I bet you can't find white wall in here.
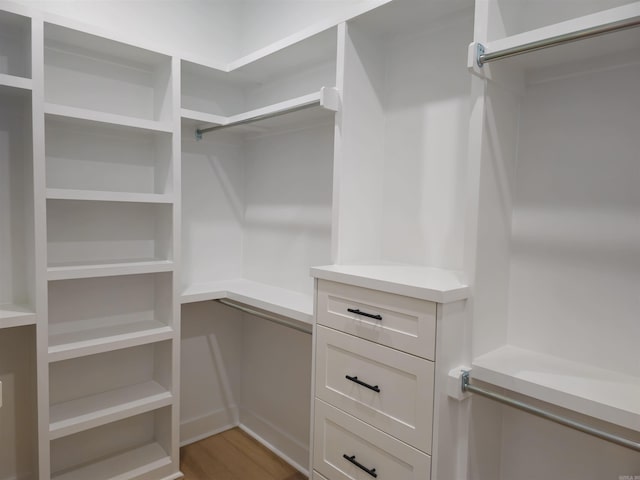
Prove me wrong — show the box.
[237,0,386,57]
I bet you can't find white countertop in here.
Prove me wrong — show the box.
[310,264,469,303]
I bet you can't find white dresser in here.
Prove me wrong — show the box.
[310,265,470,480]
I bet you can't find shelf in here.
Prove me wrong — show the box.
[48,319,174,362]
[181,108,226,127]
[188,88,339,136]
[44,103,173,134]
[50,381,172,440]
[0,73,32,91]
[46,189,173,204]
[310,264,470,304]
[0,304,36,329]
[51,442,172,480]
[47,259,174,281]
[181,279,313,325]
[227,25,338,80]
[471,2,640,73]
[472,345,640,431]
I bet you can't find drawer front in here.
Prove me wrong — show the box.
[316,326,434,453]
[317,280,436,360]
[313,472,330,480]
[313,400,431,480]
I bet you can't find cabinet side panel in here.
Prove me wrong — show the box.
[380,10,473,270]
[332,22,386,264]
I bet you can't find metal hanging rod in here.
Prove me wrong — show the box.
[461,371,640,452]
[215,298,312,335]
[196,100,321,139]
[477,16,640,66]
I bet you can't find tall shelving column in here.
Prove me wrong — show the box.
[0,5,38,480]
[32,18,182,480]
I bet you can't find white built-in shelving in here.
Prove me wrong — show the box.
[46,188,173,204]
[180,27,338,322]
[35,14,181,480]
[46,259,174,281]
[44,112,173,196]
[472,345,640,431]
[49,380,173,439]
[44,103,172,133]
[50,408,174,480]
[44,22,172,122]
[0,9,31,80]
[0,8,37,480]
[46,199,173,268]
[467,1,640,472]
[181,279,313,325]
[0,73,32,91]
[0,304,36,328]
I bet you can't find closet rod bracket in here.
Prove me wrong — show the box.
[475,43,486,67]
[460,370,640,453]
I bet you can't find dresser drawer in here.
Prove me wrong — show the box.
[317,280,437,360]
[315,326,434,453]
[313,472,330,480]
[313,400,431,480]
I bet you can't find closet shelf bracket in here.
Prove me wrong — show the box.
[460,370,640,452]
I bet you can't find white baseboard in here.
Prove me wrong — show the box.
[180,406,239,447]
[238,411,310,477]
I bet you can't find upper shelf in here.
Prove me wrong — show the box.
[184,88,339,138]
[181,279,313,325]
[472,345,640,432]
[470,2,640,74]
[44,103,172,134]
[311,264,469,304]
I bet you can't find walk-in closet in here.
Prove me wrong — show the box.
[0,0,638,479]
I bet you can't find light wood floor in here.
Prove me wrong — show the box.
[180,428,307,480]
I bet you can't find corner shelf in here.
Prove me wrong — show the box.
[181,279,313,325]
[184,88,339,137]
[47,259,174,281]
[50,380,172,440]
[51,442,172,480]
[44,103,173,134]
[472,345,640,431]
[46,188,173,204]
[48,319,174,362]
[0,304,36,329]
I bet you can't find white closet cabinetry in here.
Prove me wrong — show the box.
[178,27,338,471]
[38,20,181,480]
[311,267,469,480]
[180,27,337,318]
[467,0,640,477]
[0,8,37,480]
[0,8,34,327]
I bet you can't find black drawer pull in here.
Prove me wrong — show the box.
[347,308,382,320]
[345,375,380,393]
[343,454,378,478]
